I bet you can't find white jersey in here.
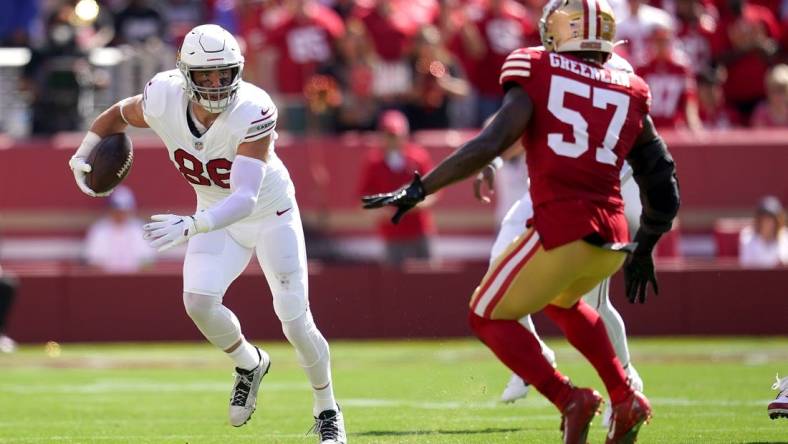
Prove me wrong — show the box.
[142,69,295,246]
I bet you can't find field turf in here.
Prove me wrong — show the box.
[0,338,786,443]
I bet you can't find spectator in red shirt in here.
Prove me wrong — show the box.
[264,0,345,130]
[675,0,719,73]
[751,63,788,126]
[637,26,702,130]
[715,0,781,119]
[358,110,436,264]
[352,0,420,62]
[451,0,538,125]
[350,1,417,111]
[696,68,743,127]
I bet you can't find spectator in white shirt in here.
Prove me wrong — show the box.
[616,0,676,68]
[84,186,154,273]
[739,195,788,267]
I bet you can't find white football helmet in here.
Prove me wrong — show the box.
[177,24,244,113]
[540,0,617,55]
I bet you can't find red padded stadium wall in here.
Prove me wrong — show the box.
[2,129,788,237]
[5,263,787,343]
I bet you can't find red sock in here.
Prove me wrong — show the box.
[544,301,632,404]
[468,311,573,410]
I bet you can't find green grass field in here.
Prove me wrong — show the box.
[0,338,786,443]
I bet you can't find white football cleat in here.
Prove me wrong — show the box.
[310,405,346,444]
[499,344,554,404]
[602,364,644,427]
[228,348,270,427]
[768,374,788,419]
[0,335,17,353]
[501,374,531,404]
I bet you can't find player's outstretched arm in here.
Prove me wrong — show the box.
[69,95,147,197]
[623,116,681,303]
[143,136,271,252]
[362,86,533,222]
[421,86,532,195]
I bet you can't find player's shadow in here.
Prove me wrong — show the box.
[743,442,788,444]
[356,427,525,437]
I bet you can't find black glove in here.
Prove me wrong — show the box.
[361,172,426,224]
[623,252,659,304]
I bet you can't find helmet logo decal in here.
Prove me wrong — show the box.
[198,35,226,53]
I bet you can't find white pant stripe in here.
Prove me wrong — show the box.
[473,232,540,317]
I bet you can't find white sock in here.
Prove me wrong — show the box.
[313,381,337,416]
[227,340,260,371]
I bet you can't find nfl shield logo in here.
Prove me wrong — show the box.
[194,141,204,151]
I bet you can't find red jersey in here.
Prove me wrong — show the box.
[353,4,418,61]
[637,55,697,128]
[699,104,742,128]
[265,4,345,95]
[457,1,538,96]
[676,15,717,72]
[359,144,435,240]
[499,47,651,249]
[715,4,781,104]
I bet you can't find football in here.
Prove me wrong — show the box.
[85,133,133,194]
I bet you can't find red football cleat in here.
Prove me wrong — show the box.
[605,391,652,444]
[560,387,603,444]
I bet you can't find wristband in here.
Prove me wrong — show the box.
[491,156,504,170]
[193,212,214,233]
[74,131,101,158]
[118,99,130,125]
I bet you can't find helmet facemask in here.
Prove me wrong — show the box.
[178,60,243,114]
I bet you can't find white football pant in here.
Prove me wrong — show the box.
[182,202,334,413]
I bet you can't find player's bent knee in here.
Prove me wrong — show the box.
[183,291,215,321]
[271,271,308,322]
[183,291,221,323]
[183,291,243,349]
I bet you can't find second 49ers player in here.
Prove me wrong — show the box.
[68,25,346,443]
[363,0,680,442]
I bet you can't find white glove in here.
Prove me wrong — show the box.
[143,214,205,252]
[68,156,112,197]
[69,132,111,197]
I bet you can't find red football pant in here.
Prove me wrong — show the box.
[468,312,573,410]
[544,300,632,404]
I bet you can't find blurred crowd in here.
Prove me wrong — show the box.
[4,0,788,136]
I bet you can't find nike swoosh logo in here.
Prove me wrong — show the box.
[276,208,292,216]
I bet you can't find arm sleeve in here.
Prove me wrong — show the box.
[626,134,681,254]
[195,155,267,232]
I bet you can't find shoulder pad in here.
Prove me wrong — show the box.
[499,47,543,87]
[142,70,183,119]
[606,53,634,74]
[235,84,278,143]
